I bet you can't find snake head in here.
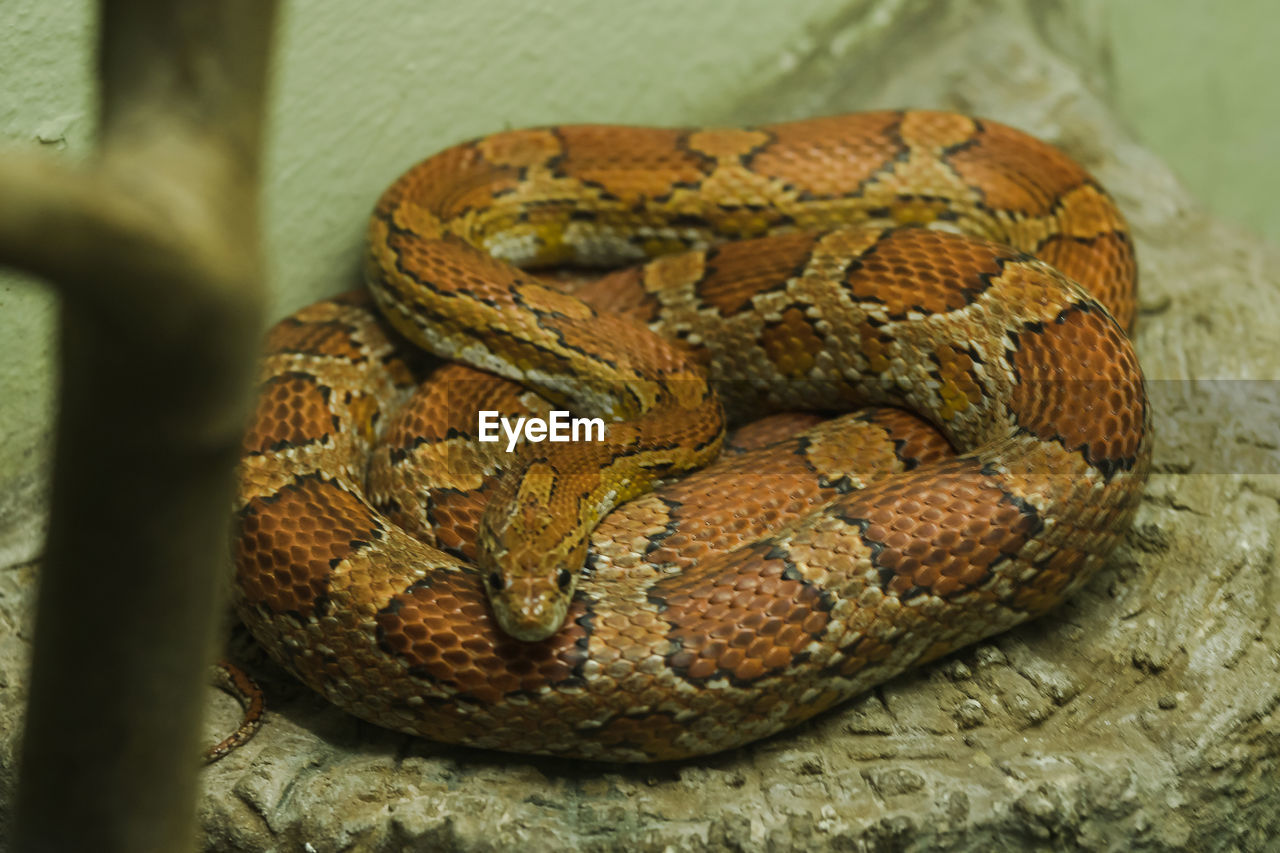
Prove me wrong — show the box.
[485,566,575,642]
[479,483,589,641]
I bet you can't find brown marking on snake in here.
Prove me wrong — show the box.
[555,126,705,202]
[476,128,562,170]
[833,460,1042,600]
[744,112,902,198]
[863,408,955,469]
[265,318,368,362]
[515,280,597,320]
[375,572,590,704]
[843,228,1017,318]
[1035,230,1138,329]
[721,413,827,451]
[236,475,381,616]
[384,231,527,311]
[572,268,659,323]
[380,369,459,448]
[427,487,488,559]
[377,144,522,234]
[242,372,333,454]
[658,543,835,684]
[1008,304,1147,474]
[383,364,538,447]
[946,120,1090,217]
[694,231,822,316]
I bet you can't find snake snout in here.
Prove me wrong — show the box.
[490,575,571,642]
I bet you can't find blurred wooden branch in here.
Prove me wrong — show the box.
[2,2,278,851]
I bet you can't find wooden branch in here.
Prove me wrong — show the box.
[5,2,278,851]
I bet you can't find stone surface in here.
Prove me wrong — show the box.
[2,1,1277,851]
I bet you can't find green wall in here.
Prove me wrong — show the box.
[1106,0,1279,246]
[1,0,1277,563]
[263,0,851,315]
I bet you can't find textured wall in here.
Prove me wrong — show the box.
[0,2,96,565]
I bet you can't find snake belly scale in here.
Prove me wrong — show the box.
[234,110,1150,761]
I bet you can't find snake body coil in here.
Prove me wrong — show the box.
[235,111,1150,761]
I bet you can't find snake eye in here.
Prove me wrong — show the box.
[487,572,505,591]
[556,568,573,591]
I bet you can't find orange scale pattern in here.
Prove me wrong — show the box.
[233,109,1150,761]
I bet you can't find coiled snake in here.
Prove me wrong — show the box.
[234,110,1150,761]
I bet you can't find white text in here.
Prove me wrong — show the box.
[477,410,606,452]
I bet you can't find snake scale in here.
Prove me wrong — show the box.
[234,110,1150,761]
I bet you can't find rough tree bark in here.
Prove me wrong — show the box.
[0,2,277,851]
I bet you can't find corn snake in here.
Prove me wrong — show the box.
[233,110,1150,761]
